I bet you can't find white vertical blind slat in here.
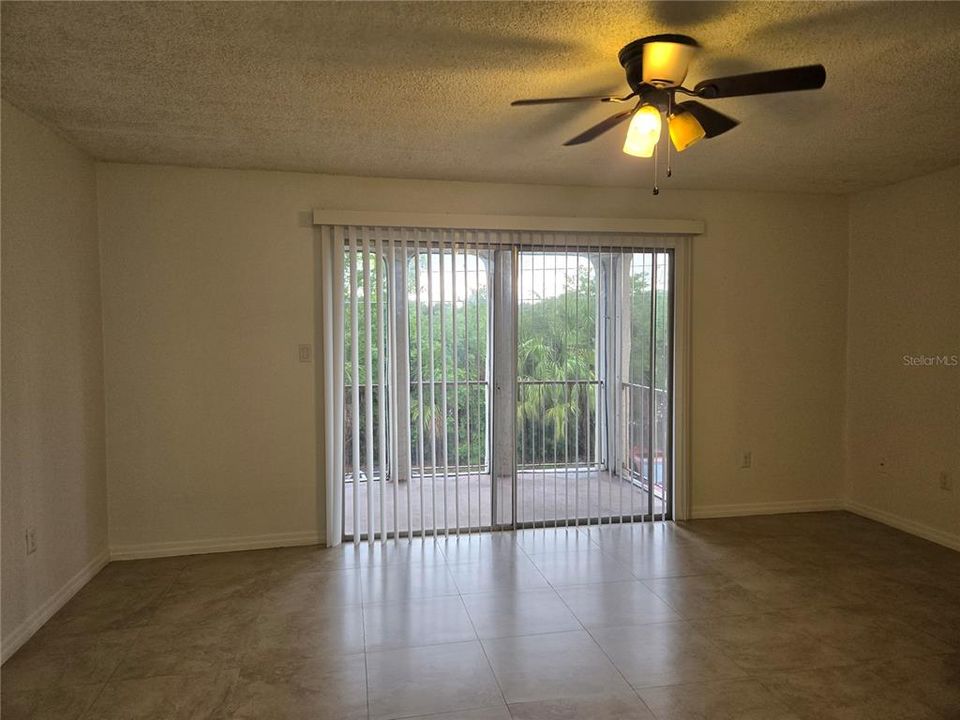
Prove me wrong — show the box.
[517,232,525,529]
[439,236,450,535]
[363,231,375,543]
[322,226,346,547]
[348,227,361,544]
[387,228,400,539]
[649,250,658,522]
[426,231,438,534]
[476,232,485,530]
[376,232,388,542]
[463,232,473,532]
[451,234,461,534]
[399,228,411,538]
[413,229,426,536]
[561,236,568,526]
[591,237,607,525]
[572,233,581,527]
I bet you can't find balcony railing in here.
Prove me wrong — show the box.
[517,379,602,470]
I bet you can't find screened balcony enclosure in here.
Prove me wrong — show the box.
[341,230,672,541]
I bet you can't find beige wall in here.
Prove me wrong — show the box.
[846,165,960,544]
[1,101,108,657]
[96,163,849,550]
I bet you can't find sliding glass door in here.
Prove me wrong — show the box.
[340,230,673,541]
[515,247,672,529]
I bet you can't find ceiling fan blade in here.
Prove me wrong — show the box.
[563,108,636,146]
[675,100,739,138]
[693,64,826,99]
[512,92,635,106]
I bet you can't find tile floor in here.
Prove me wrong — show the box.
[2,511,959,719]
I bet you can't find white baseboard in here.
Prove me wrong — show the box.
[690,498,844,519]
[844,500,960,552]
[109,530,323,560]
[1,548,110,663]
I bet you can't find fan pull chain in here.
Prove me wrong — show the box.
[665,98,673,178]
[652,141,660,196]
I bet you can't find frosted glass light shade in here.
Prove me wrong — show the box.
[622,105,662,158]
[642,41,697,88]
[668,110,706,151]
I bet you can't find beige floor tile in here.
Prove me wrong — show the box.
[38,592,162,638]
[867,653,960,719]
[360,563,460,604]
[261,567,363,612]
[758,664,941,720]
[111,614,253,680]
[148,578,266,627]
[366,641,503,720]
[175,550,277,588]
[247,603,365,657]
[362,595,477,651]
[731,567,867,609]
[528,549,634,586]
[0,683,102,720]
[780,604,955,660]
[644,574,765,619]
[81,669,238,720]
[448,556,550,594]
[759,537,857,570]
[508,693,656,719]
[689,612,857,673]
[885,596,960,650]
[38,570,169,637]
[557,581,680,628]
[284,543,367,572]
[514,529,599,556]
[437,533,524,564]
[482,630,633,704]
[591,622,748,689]
[221,652,367,720]
[351,538,450,567]
[95,556,190,584]
[4,514,958,720]
[2,628,140,693]
[405,707,511,720]
[638,678,802,720]
[462,589,581,639]
[625,548,717,579]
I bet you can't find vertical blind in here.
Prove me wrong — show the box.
[319,225,675,545]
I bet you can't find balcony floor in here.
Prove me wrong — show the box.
[344,469,666,539]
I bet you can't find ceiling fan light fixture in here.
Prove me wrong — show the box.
[668,109,706,151]
[640,35,698,88]
[622,105,662,158]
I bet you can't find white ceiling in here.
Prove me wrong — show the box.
[2,1,958,193]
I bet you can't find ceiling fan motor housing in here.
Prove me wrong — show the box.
[619,34,699,93]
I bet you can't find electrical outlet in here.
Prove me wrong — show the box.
[878,457,888,475]
[940,471,953,492]
[25,528,37,556]
[298,344,312,363]
[740,450,752,469]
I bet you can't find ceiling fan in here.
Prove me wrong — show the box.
[511,34,826,192]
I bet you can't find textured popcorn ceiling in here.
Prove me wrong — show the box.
[2,1,958,193]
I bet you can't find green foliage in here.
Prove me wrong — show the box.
[342,250,670,477]
[517,262,597,464]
